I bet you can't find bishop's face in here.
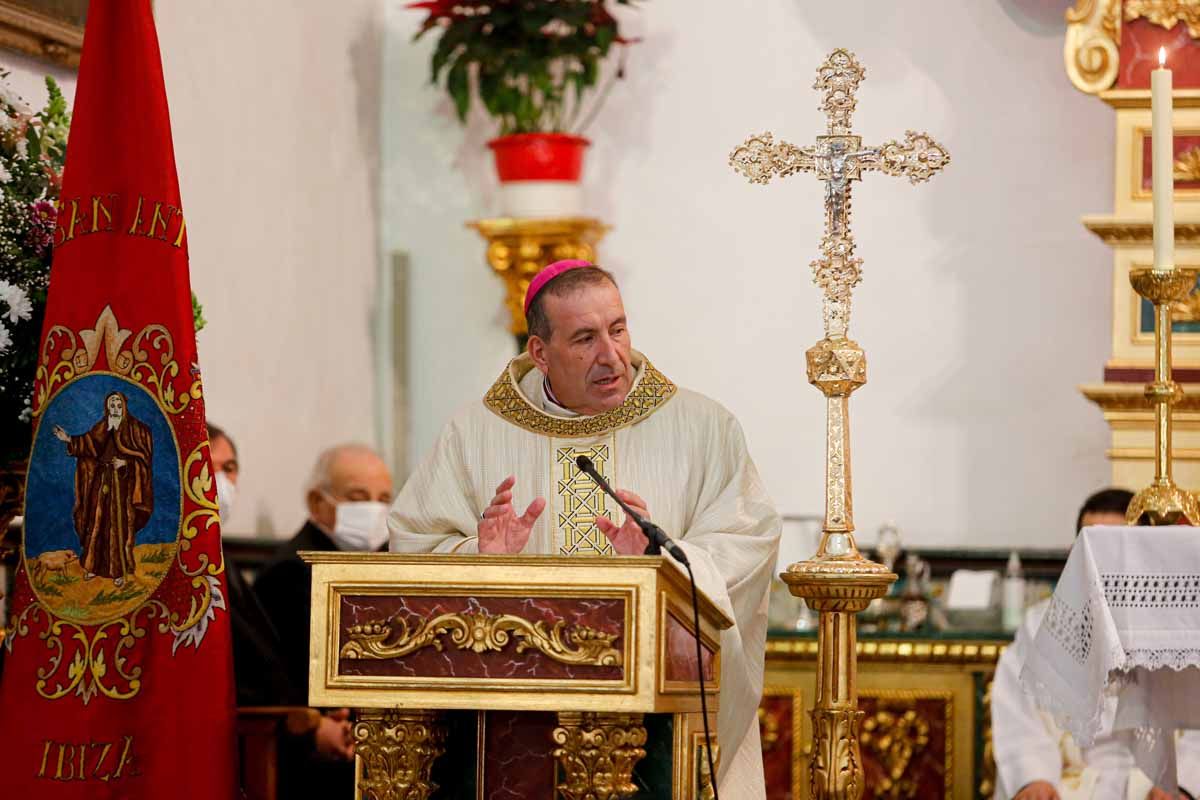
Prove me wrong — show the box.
[530,282,633,416]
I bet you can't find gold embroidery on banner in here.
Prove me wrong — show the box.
[556,444,614,556]
[483,357,677,438]
[10,306,225,704]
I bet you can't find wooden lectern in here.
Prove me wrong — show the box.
[302,552,733,800]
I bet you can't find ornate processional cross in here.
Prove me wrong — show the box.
[728,48,949,537]
[730,49,949,339]
[729,50,949,800]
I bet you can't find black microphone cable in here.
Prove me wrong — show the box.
[574,455,718,799]
[686,559,721,800]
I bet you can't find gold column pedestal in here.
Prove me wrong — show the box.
[552,711,648,800]
[782,334,897,800]
[467,217,610,340]
[1126,267,1200,524]
[352,709,447,800]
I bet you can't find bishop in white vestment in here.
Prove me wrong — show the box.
[389,261,781,798]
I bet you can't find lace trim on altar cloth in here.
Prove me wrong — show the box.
[1021,579,1200,747]
[1101,574,1200,608]
[1021,589,1125,746]
[1043,592,1095,665]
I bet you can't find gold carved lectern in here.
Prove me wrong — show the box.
[302,552,731,800]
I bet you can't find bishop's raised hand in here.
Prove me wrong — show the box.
[478,475,546,554]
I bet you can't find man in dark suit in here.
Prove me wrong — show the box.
[254,443,393,702]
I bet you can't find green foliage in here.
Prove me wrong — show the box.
[0,72,70,464]
[411,0,643,135]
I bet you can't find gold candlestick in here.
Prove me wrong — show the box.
[1126,268,1200,524]
[730,49,949,799]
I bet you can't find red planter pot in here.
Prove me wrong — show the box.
[488,133,590,182]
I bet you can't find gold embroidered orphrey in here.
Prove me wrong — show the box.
[483,354,677,438]
[556,443,615,556]
[7,305,225,704]
[730,49,948,799]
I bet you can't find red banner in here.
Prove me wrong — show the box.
[0,2,237,797]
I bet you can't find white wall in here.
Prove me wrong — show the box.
[383,0,1115,549]
[4,5,385,539]
[154,2,384,537]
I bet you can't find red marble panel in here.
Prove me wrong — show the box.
[760,695,797,800]
[858,696,949,800]
[1105,366,1200,383]
[481,711,557,800]
[1140,132,1200,192]
[337,594,625,680]
[663,612,716,683]
[1119,19,1200,89]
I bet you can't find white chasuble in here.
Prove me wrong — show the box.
[389,351,782,798]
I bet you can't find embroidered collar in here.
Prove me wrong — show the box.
[483,351,677,438]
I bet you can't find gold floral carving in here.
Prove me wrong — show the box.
[810,708,864,800]
[339,611,622,667]
[759,706,781,751]
[1125,0,1200,37]
[484,353,676,438]
[1064,0,1122,94]
[859,706,930,800]
[353,709,447,800]
[1175,146,1200,181]
[468,217,609,337]
[552,711,647,800]
[697,742,720,800]
[979,680,997,800]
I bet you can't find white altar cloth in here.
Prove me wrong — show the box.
[1020,526,1200,790]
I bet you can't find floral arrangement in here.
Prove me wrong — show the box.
[409,0,643,135]
[0,72,68,463]
[0,73,207,464]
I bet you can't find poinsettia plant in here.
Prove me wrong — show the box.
[409,0,643,135]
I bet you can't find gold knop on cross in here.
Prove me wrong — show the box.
[728,49,950,340]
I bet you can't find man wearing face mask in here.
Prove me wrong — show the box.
[254,443,393,701]
[209,422,240,525]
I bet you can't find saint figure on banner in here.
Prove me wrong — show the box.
[52,390,154,585]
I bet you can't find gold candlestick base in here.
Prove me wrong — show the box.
[1127,477,1200,526]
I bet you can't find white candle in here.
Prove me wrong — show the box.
[1152,47,1175,272]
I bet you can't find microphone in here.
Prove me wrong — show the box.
[574,455,689,566]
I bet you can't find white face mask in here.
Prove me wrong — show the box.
[215,471,237,530]
[330,501,389,552]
